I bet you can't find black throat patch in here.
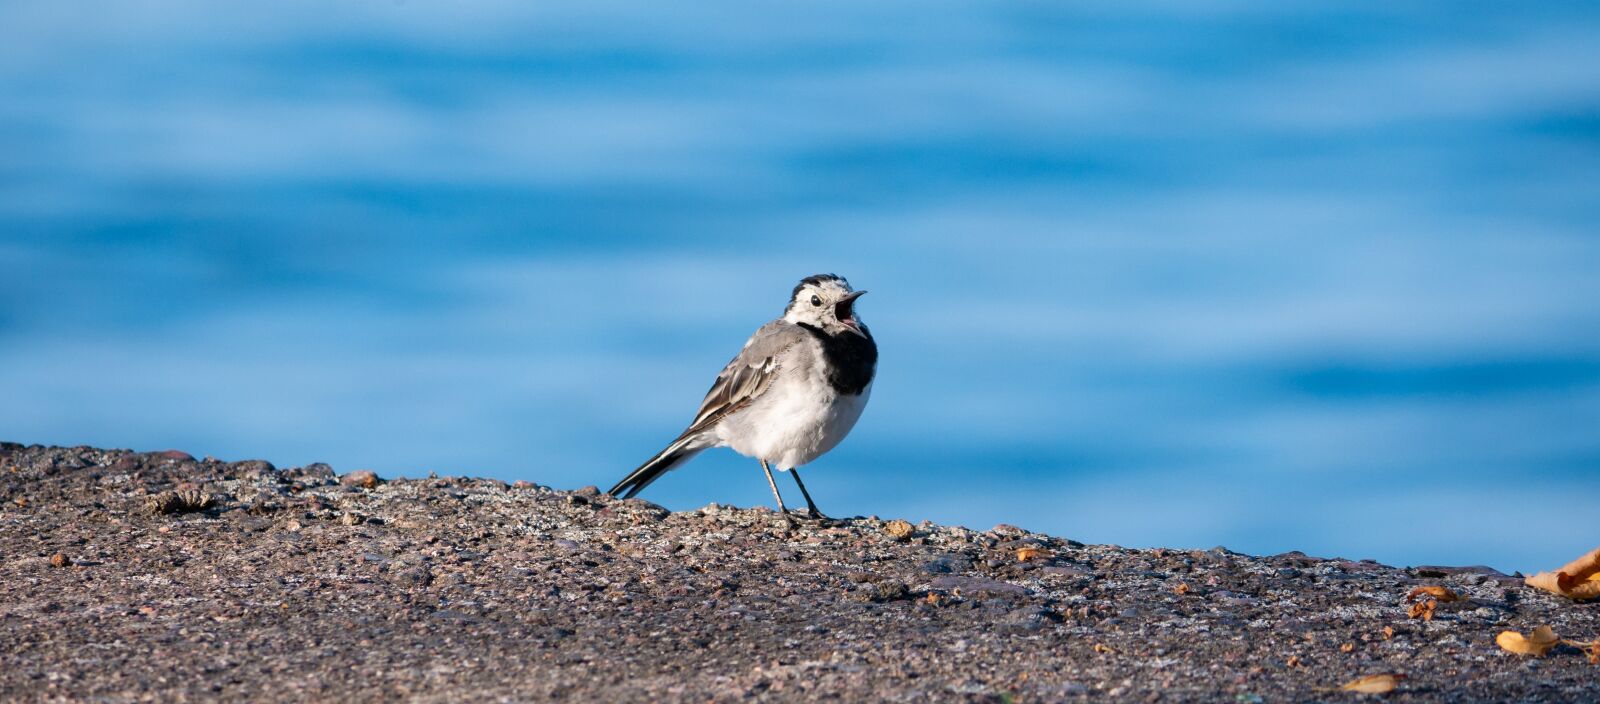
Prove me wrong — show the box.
[797,323,878,396]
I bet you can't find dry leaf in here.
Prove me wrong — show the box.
[1286,655,1302,668]
[1525,546,1600,601]
[1407,585,1460,603]
[1407,600,1437,621]
[1334,674,1405,694]
[1016,546,1051,562]
[146,490,213,515]
[1173,582,1191,596]
[1340,642,1355,653]
[1561,640,1600,665]
[1093,643,1116,655]
[1381,626,1395,640]
[1496,626,1559,656]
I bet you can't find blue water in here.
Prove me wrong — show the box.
[3,1,1597,573]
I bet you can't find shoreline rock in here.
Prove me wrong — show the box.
[1,442,1595,702]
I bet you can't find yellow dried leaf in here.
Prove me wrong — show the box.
[1560,640,1600,665]
[1524,546,1600,601]
[1496,626,1559,656]
[1286,655,1302,668]
[1381,626,1395,640]
[1407,585,1460,603]
[1339,642,1355,653]
[1173,582,1191,595]
[1407,600,1437,621]
[1016,546,1050,562]
[1337,674,1404,694]
[1093,643,1116,655]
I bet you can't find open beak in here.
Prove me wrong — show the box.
[834,290,867,337]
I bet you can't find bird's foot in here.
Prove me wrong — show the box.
[794,509,838,526]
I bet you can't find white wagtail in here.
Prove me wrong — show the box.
[608,274,876,523]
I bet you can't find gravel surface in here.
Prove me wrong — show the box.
[2,442,1596,702]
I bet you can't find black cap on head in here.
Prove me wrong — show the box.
[791,273,846,301]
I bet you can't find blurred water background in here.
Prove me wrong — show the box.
[3,1,1597,573]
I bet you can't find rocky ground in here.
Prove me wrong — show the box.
[1,442,1596,702]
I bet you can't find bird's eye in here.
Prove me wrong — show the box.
[810,294,823,307]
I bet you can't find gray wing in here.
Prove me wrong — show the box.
[684,320,806,434]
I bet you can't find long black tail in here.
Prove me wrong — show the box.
[607,434,705,499]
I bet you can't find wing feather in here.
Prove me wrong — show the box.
[684,321,802,434]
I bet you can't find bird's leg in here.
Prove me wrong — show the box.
[759,460,795,527]
[787,467,831,521]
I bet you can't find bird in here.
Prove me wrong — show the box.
[608,274,877,524]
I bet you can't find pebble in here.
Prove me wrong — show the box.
[930,575,1029,598]
[339,470,381,489]
[884,519,914,540]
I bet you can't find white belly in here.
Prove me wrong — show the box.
[715,380,872,470]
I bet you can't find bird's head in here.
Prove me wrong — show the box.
[784,274,868,338]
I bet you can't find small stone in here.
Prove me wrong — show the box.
[884,519,914,540]
[390,565,433,588]
[50,553,71,568]
[619,498,670,522]
[339,512,365,526]
[339,470,381,489]
[232,459,277,475]
[300,463,337,481]
[930,575,1029,598]
[853,580,910,603]
[1000,604,1049,632]
[921,554,973,574]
